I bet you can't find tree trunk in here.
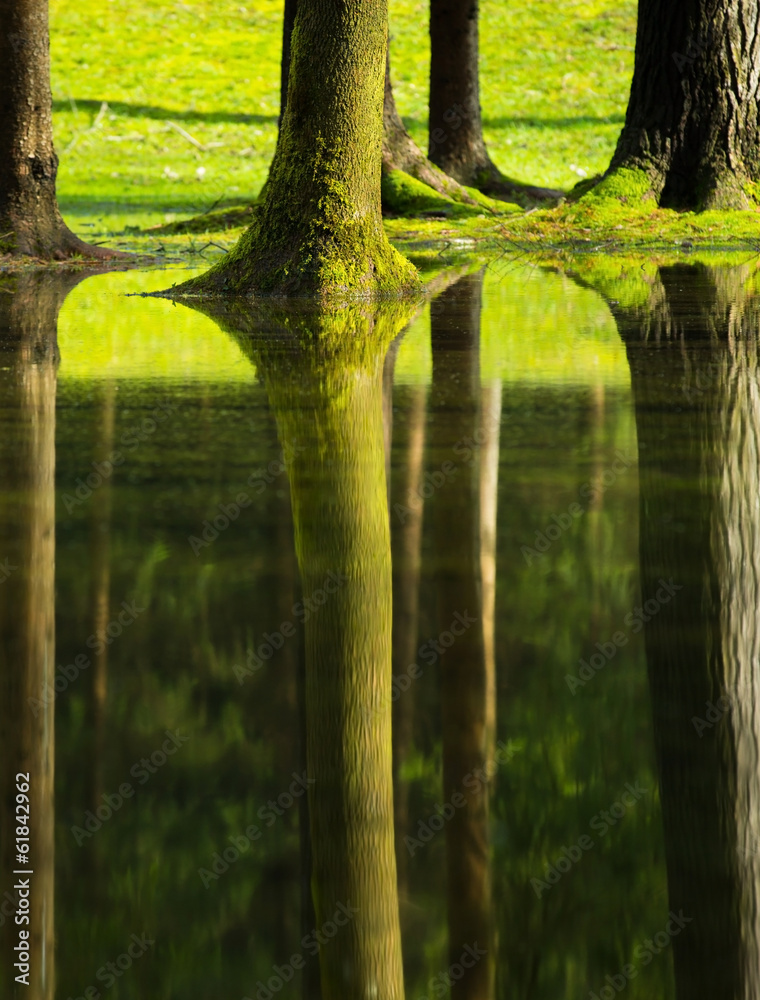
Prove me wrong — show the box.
[279,0,298,128]
[168,0,417,298]
[0,0,127,258]
[0,273,74,1000]
[602,0,760,209]
[430,272,495,999]
[589,261,760,999]
[188,300,416,999]
[427,0,562,201]
[382,50,480,206]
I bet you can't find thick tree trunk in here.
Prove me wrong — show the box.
[0,273,73,1000]
[0,0,127,258]
[189,300,416,999]
[588,262,760,999]
[603,0,760,209]
[169,0,417,298]
[430,272,495,999]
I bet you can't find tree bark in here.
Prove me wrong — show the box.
[382,50,480,206]
[430,271,495,999]
[585,261,760,999]
[427,0,562,201]
[168,0,417,298]
[0,272,76,1000]
[603,0,760,209]
[0,0,128,258]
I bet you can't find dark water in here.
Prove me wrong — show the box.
[0,258,757,1000]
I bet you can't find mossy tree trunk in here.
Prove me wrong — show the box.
[190,300,416,998]
[430,272,495,999]
[602,0,760,209]
[170,0,417,298]
[0,273,74,1000]
[0,0,127,258]
[596,262,760,998]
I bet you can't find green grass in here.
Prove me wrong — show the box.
[48,0,760,256]
[48,0,637,246]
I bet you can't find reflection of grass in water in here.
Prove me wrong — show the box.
[49,0,636,236]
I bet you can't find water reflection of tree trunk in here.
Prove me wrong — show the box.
[479,379,500,766]
[193,301,413,1000]
[605,262,760,1000]
[389,383,427,896]
[430,271,495,999]
[87,381,115,817]
[0,273,75,1000]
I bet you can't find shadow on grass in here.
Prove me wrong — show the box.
[53,99,277,127]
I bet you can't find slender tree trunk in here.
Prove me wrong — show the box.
[427,0,562,201]
[589,261,760,999]
[382,49,481,206]
[0,0,127,258]
[602,0,760,209]
[0,273,72,1000]
[430,272,495,999]
[169,0,417,298]
[191,301,416,999]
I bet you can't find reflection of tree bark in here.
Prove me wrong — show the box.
[0,273,76,1000]
[479,380,500,766]
[601,262,760,1000]
[86,381,114,817]
[189,300,414,1000]
[430,272,494,999]
[389,383,427,895]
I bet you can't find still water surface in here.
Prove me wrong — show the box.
[1,258,756,999]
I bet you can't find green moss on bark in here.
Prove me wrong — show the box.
[163,0,418,300]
